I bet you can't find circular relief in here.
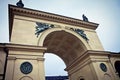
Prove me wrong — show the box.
[100,63,107,72]
[20,62,33,74]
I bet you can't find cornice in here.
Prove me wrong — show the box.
[9,4,99,40]
[109,53,120,57]
[0,43,47,52]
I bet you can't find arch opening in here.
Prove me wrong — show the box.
[44,53,68,76]
[115,61,120,77]
[43,31,87,66]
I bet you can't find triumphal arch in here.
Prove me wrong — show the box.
[0,2,120,80]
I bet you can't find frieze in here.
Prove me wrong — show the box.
[9,5,99,39]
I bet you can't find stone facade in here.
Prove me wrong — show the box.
[0,4,120,80]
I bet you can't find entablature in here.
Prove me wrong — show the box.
[9,4,99,40]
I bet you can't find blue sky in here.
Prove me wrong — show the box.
[0,0,120,76]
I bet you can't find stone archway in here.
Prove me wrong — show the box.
[115,61,120,77]
[3,5,119,80]
[37,29,90,79]
[38,29,89,66]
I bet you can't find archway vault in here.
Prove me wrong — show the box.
[38,28,90,66]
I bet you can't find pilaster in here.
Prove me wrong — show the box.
[4,43,46,80]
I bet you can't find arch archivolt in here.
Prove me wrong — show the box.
[114,60,120,72]
[37,27,90,49]
[78,76,85,80]
[37,27,91,66]
[110,57,120,72]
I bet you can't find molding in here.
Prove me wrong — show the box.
[9,4,99,40]
[8,55,44,60]
[0,44,5,48]
[65,50,111,71]
[7,56,16,60]
[66,57,92,75]
[109,53,120,57]
[90,58,109,62]
[0,43,47,52]
[5,43,47,52]
[37,57,45,61]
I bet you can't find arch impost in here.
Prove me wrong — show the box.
[65,50,110,72]
[65,51,89,71]
[7,56,16,60]
[37,57,45,61]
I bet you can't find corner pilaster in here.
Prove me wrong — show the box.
[4,43,46,80]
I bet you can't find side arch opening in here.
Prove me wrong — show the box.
[115,61,120,77]
[44,53,68,76]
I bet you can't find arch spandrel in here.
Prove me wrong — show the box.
[37,28,91,66]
